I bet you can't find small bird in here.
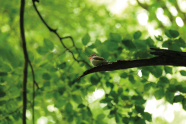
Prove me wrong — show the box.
[88,54,113,66]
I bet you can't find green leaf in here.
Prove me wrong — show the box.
[78,104,86,108]
[180,87,186,93]
[122,39,136,50]
[165,30,172,38]
[43,81,50,87]
[65,102,73,113]
[90,76,99,85]
[150,82,157,88]
[109,33,121,42]
[87,106,92,116]
[135,105,144,113]
[120,72,128,78]
[122,117,129,123]
[96,45,108,57]
[28,51,34,61]
[176,37,186,47]
[132,95,146,104]
[141,69,149,77]
[162,39,172,47]
[165,30,179,38]
[58,87,66,95]
[167,84,177,92]
[157,76,170,86]
[135,117,146,124]
[154,88,164,100]
[133,31,142,39]
[106,102,113,109]
[54,98,66,108]
[169,30,179,38]
[134,40,147,49]
[72,95,82,104]
[106,82,114,89]
[151,66,162,78]
[44,38,54,50]
[2,64,12,72]
[82,33,90,45]
[36,46,48,55]
[110,109,116,115]
[155,35,163,41]
[104,40,118,51]
[175,85,184,92]
[131,95,143,100]
[118,88,123,94]
[168,42,182,51]
[97,114,105,120]
[67,115,73,123]
[128,75,135,83]
[182,98,186,111]
[8,86,20,98]
[0,91,6,97]
[115,113,120,123]
[145,37,154,47]
[95,39,102,45]
[143,112,152,122]
[164,66,172,74]
[42,73,51,80]
[109,90,117,98]
[88,44,95,48]
[180,70,186,76]
[121,95,129,100]
[0,72,8,76]
[173,95,184,103]
[165,91,174,104]
[144,83,151,91]
[57,62,67,69]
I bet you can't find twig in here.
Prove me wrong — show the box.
[32,0,91,68]
[136,0,165,29]
[20,0,28,123]
[28,61,38,124]
[0,106,22,120]
[28,61,39,90]
[61,36,81,54]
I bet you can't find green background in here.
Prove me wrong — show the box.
[1,0,186,124]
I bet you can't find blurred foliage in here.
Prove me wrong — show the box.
[1,0,186,124]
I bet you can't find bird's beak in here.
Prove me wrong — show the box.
[88,57,91,59]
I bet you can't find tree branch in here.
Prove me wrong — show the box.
[78,48,186,79]
[32,0,91,67]
[20,0,28,123]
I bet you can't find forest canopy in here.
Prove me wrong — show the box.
[1,0,186,124]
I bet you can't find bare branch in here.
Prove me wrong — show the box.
[78,48,186,79]
[20,0,28,123]
[32,0,91,68]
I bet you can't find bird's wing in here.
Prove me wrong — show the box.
[93,56,106,61]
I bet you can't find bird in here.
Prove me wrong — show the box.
[88,54,113,66]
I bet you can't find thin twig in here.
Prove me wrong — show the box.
[32,0,91,68]
[0,106,22,120]
[20,0,28,123]
[61,36,81,55]
[32,81,35,124]
[28,61,39,90]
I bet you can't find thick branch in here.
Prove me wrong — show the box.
[78,48,186,79]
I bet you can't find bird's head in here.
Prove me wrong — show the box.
[88,54,97,59]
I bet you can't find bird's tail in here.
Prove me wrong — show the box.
[107,61,114,63]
